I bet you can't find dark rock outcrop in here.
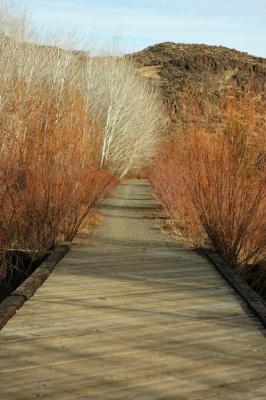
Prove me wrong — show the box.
[128,42,266,121]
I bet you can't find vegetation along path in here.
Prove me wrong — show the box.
[0,179,266,399]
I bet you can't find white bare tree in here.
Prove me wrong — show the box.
[84,56,165,177]
[0,2,166,178]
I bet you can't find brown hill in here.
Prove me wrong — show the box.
[128,43,266,129]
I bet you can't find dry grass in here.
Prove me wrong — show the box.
[72,209,104,246]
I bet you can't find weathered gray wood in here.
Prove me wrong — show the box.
[0,179,265,399]
[0,244,69,330]
[203,247,266,328]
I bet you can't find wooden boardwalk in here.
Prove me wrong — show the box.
[0,179,265,399]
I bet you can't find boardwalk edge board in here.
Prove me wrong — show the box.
[0,243,70,330]
[203,247,266,328]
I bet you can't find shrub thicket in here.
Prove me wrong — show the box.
[150,92,266,278]
[0,4,164,282]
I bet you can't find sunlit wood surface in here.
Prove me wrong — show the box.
[0,180,265,399]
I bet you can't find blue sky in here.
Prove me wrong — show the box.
[14,0,266,56]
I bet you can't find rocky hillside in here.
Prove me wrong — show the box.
[128,43,266,127]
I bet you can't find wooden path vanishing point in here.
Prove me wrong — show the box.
[0,179,266,399]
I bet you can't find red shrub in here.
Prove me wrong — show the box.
[150,132,266,270]
[0,78,113,278]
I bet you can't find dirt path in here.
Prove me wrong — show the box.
[0,179,265,399]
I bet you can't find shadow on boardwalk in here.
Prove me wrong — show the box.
[0,179,265,399]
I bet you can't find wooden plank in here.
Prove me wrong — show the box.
[0,179,265,399]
